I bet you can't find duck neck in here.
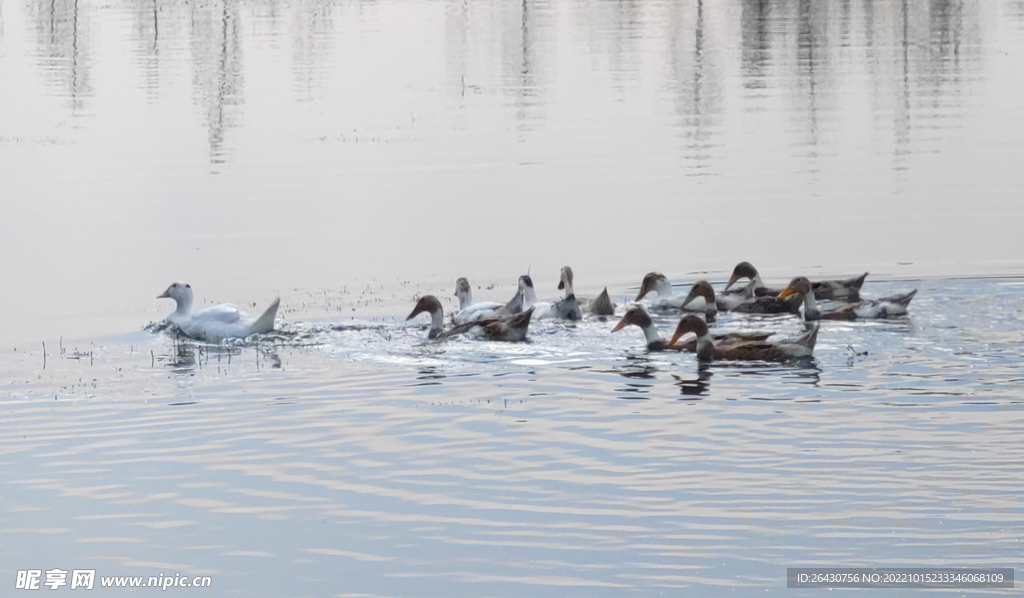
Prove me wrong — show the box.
[640,322,664,347]
[802,290,821,321]
[171,291,193,320]
[752,273,766,290]
[562,280,575,300]
[427,308,445,337]
[523,285,537,307]
[703,293,718,318]
[695,332,715,362]
[456,289,472,310]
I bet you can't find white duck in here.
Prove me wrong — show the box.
[634,272,690,310]
[528,267,582,320]
[452,277,504,324]
[157,282,280,342]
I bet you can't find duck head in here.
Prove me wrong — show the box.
[778,276,812,300]
[519,274,537,305]
[779,276,819,320]
[612,304,653,331]
[612,305,662,345]
[635,272,671,301]
[407,295,445,337]
[670,314,710,346]
[681,280,717,314]
[725,261,760,291]
[158,282,194,316]
[454,277,473,309]
[557,266,575,297]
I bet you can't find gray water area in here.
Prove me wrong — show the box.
[2,277,1024,596]
[3,0,1024,594]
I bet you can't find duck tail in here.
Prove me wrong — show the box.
[509,306,535,329]
[250,297,281,334]
[895,289,918,307]
[795,322,820,351]
[590,287,615,316]
[847,272,869,290]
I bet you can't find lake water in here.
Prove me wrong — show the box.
[2,0,1023,595]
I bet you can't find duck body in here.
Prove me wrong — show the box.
[158,282,280,343]
[729,292,802,315]
[779,277,917,321]
[452,277,504,324]
[671,314,818,363]
[409,295,533,342]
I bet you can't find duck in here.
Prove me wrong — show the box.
[634,272,690,309]
[502,274,537,315]
[777,277,918,320]
[407,295,534,342]
[550,266,583,320]
[678,280,723,318]
[611,305,769,352]
[589,287,616,316]
[670,314,819,363]
[157,281,280,343]
[725,261,869,301]
[452,277,504,324]
[515,268,582,320]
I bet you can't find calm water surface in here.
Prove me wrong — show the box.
[2,0,1024,595]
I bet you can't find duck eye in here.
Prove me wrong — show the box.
[185,284,191,289]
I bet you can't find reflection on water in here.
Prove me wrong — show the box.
[189,0,244,164]
[10,0,1004,165]
[31,0,92,112]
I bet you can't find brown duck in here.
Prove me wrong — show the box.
[670,314,819,363]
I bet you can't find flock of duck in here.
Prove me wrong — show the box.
[155,261,918,364]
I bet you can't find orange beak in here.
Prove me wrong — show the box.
[778,286,796,299]
[669,330,685,345]
[611,317,629,333]
[724,273,739,291]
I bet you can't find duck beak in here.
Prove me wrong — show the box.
[778,286,796,299]
[157,290,170,299]
[724,274,739,291]
[669,329,684,345]
[634,281,650,302]
[611,317,629,332]
[406,307,421,321]
[558,280,565,290]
